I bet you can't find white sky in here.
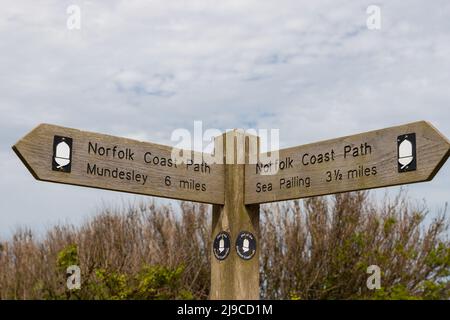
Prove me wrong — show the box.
[1,0,449,237]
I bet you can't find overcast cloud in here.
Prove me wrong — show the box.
[1,0,449,236]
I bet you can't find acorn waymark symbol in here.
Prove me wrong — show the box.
[398,133,417,173]
[213,232,231,261]
[52,136,73,173]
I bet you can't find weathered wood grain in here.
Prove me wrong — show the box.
[245,121,450,204]
[210,131,260,300]
[13,124,224,204]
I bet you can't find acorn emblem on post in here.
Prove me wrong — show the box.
[213,232,231,261]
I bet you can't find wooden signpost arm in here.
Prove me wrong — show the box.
[210,131,260,300]
[245,121,450,204]
[12,124,225,204]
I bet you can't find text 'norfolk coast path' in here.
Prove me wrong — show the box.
[245,121,450,204]
[12,124,224,204]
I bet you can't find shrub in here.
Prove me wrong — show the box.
[0,192,448,300]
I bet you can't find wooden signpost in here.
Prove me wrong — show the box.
[12,124,224,204]
[12,121,450,301]
[245,121,450,204]
[210,131,260,300]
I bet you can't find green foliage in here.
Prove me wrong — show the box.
[426,243,450,274]
[56,244,79,271]
[383,217,397,234]
[85,265,193,300]
[93,268,130,299]
[290,292,302,300]
[134,265,186,299]
[421,280,449,300]
[371,279,450,301]
[373,285,420,300]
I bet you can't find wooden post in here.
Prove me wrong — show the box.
[210,130,260,300]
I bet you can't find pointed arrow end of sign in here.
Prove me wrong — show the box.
[423,121,450,181]
[12,143,41,181]
[11,124,50,181]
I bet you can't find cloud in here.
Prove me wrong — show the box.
[1,0,450,236]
